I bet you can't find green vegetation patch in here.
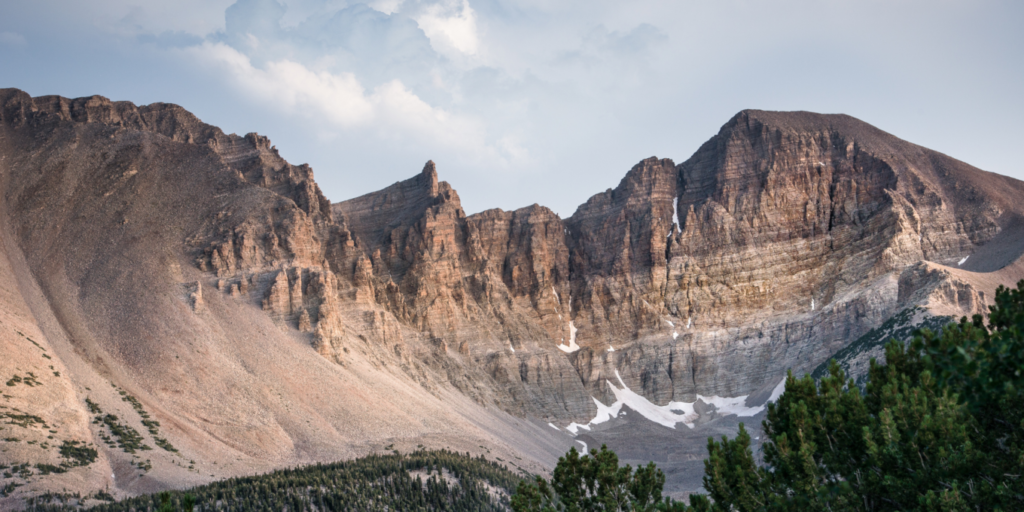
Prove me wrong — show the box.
[58,440,97,467]
[4,412,48,429]
[93,414,150,454]
[84,398,101,414]
[26,449,522,512]
[33,464,66,476]
[141,419,160,436]
[6,372,42,387]
[810,306,953,383]
[153,437,177,453]
[119,391,148,418]
[119,390,177,452]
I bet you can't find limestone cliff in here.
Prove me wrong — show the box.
[1,88,1023,502]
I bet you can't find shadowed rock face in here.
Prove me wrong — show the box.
[1,88,1022,500]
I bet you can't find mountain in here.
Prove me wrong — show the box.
[1,89,1022,504]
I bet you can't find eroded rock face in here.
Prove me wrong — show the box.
[2,87,1022,498]
[183,106,1023,423]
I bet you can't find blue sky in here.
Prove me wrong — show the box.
[2,0,1022,216]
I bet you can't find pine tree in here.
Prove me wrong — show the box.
[690,280,1024,511]
[511,445,671,512]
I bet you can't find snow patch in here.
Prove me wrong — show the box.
[666,320,674,327]
[576,440,588,453]
[552,286,560,304]
[565,422,590,434]
[562,373,788,431]
[811,298,815,311]
[669,197,680,237]
[672,331,678,340]
[557,321,580,353]
[607,346,615,352]
[958,255,969,266]
[686,318,691,329]
[509,344,515,353]
[548,422,560,431]
[766,378,787,403]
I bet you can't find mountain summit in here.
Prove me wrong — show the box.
[1,89,1022,502]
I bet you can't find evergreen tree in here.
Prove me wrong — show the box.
[516,280,1024,512]
[511,445,670,511]
[689,280,1024,511]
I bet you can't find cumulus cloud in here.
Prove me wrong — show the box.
[410,0,480,56]
[7,0,1018,215]
[186,42,495,161]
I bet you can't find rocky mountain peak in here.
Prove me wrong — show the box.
[1,89,1023,502]
[420,159,440,197]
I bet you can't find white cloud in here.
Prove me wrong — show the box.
[0,31,27,46]
[368,0,405,16]
[412,0,479,56]
[186,42,495,160]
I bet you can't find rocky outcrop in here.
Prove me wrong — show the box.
[319,110,1024,418]
[2,87,1023,500]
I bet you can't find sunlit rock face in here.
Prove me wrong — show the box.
[1,88,1023,500]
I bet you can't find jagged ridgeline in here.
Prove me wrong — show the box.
[2,86,1024,503]
[25,450,523,511]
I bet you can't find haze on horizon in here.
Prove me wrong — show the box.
[1,0,1021,216]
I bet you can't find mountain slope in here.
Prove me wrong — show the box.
[0,89,1022,501]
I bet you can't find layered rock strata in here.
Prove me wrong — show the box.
[1,88,1023,500]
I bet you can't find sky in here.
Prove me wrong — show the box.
[1,0,1022,216]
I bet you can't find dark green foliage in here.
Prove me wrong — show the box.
[94,414,150,453]
[84,398,102,414]
[120,389,178,452]
[59,440,97,467]
[121,391,148,418]
[810,307,953,384]
[142,419,161,434]
[5,411,48,428]
[34,464,66,476]
[154,436,178,453]
[4,373,39,386]
[25,449,522,511]
[94,489,115,502]
[2,481,22,496]
[690,279,1024,511]
[511,445,674,512]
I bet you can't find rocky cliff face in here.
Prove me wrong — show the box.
[1,88,1022,501]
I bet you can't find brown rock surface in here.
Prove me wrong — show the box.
[1,89,1023,501]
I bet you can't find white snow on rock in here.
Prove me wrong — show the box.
[607,346,615,352]
[548,422,560,430]
[566,421,590,433]
[552,286,561,304]
[509,344,515,353]
[811,298,815,311]
[672,331,678,340]
[666,320,674,327]
[669,197,680,237]
[564,372,787,432]
[766,378,787,403]
[557,321,580,353]
[686,318,691,329]
[958,255,969,266]
[576,440,589,452]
